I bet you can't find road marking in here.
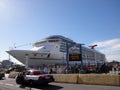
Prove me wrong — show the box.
[0,83,19,88]
[5,84,14,86]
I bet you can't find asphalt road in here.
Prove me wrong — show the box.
[0,77,120,90]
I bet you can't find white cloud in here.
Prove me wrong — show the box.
[91,38,120,62]
[93,39,120,48]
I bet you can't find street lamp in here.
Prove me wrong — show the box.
[25,54,29,69]
[66,42,69,73]
[79,44,85,71]
[85,54,88,67]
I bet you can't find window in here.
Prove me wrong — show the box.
[33,71,42,75]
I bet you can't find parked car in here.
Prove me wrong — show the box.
[16,69,54,85]
[86,64,97,73]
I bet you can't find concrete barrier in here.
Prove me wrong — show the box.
[8,72,120,86]
[52,74,120,86]
[8,71,19,78]
[53,74,78,84]
[78,74,120,86]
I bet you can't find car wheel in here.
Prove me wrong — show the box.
[16,75,25,84]
[29,80,34,86]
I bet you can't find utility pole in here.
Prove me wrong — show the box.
[25,54,29,69]
[8,47,11,61]
[79,44,85,71]
[66,42,69,73]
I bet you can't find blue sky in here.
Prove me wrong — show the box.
[0,0,120,63]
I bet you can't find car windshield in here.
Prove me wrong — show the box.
[33,71,42,75]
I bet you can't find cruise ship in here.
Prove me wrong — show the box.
[7,35,106,67]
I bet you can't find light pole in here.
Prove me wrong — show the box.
[25,54,29,69]
[8,47,11,61]
[66,42,69,73]
[94,50,97,67]
[79,44,85,71]
[63,52,66,64]
[85,54,88,67]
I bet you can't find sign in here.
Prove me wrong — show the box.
[69,54,82,61]
[69,45,80,54]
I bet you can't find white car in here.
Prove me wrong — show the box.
[16,69,54,85]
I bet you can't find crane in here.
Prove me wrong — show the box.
[88,44,98,49]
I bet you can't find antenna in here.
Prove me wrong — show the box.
[14,43,32,49]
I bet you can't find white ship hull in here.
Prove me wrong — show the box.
[7,50,66,67]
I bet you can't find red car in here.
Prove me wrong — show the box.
[16,69,54,85]
[86,65,97,73]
